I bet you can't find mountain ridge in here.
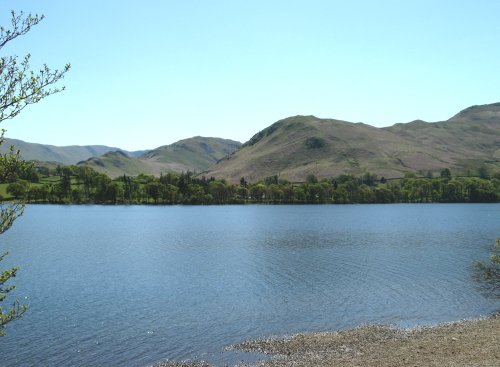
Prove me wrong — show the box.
[0,138,146,164]
[77,137,242,178]
[4,103,499,180]
[206,103,500,182]
[1,136,242,178]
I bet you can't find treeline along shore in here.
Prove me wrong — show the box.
[2,163,499,205]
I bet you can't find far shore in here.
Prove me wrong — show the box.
[154,313,499,367]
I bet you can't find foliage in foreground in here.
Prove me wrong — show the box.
[474,239,499,299]
[475,239,500,280]
[0,9,69,336]
[0,203,26,336]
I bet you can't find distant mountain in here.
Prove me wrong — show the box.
[140,136,241,170]
[385,103,500,161]
[6,103,499,181]
[0,136,242,178]
[206,103,500,182]
[78,137,242,178]
[0,138,143,165]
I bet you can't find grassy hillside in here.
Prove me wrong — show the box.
[140,136,241,168]
[0,138,142,165]
[78,150,202,178]
[385,103,500,163]
[78,137,241,178]
[207,103,500,182]
[77,151,154,178]
[2,136,241,178]
[6,104,498,181]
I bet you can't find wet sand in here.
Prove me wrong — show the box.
[155,314,499,367]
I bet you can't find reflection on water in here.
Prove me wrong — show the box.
[1,204,499,367]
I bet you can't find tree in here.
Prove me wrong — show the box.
[250,183,266,202]
[208,180,232,204]
[306,174,318,184]
[440,168,451,180]
[144,181,162,203]
[0,10,70,336]
[6,180,29,199]
[478,165,489,179]
[361,172,377,186]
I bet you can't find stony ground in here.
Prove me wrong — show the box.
[154,314,499,367]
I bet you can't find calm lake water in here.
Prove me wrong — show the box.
[1,204,499,366]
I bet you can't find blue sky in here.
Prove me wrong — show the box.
[1,0,499,150]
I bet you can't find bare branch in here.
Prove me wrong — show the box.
[0,11,71,123]
[0,11,44,50]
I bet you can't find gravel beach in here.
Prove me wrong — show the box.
[155,314,499,367]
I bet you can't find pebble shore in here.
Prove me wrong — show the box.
[155,314,499,367]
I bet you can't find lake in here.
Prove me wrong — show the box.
[1,204,499,366]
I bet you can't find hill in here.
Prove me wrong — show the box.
[206,103,500,182]
[77,151,153,178]
[78,137,242,178]
[140,136,241,171]
[0,138,144,165]
[384,103,500,168]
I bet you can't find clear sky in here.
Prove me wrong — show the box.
[1,0,499,150]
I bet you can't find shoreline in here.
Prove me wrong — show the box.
[155,313,499,367]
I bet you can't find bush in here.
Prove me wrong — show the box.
[474,239,500,297]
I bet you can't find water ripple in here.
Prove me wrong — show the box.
[0,204,498,367]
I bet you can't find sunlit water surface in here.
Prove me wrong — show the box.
[1,204,499,366]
